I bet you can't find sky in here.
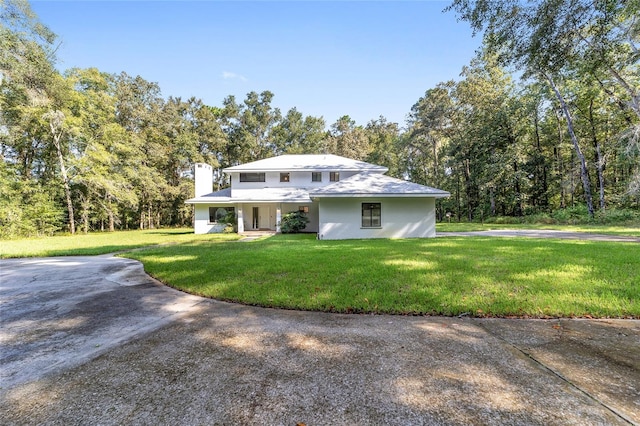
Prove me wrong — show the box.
[31,1,481,128]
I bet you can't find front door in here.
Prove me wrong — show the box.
[252,207,259,229]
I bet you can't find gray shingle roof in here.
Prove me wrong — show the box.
[309,173,450,198]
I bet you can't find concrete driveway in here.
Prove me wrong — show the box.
[1,255,639,425]
[438,229,640,242]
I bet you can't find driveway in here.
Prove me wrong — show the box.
[1,255,639,425]
[438,229,640,242]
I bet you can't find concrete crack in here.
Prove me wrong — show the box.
[476,322,637,426]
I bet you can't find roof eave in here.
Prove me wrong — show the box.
[222,167,388,173]
[185,198,234,204]
[185,197,313,204]
[311,192,450,199]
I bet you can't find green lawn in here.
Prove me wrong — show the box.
[3,227,638,318]
[436,222,640,236]
[0,228,240,258]
[125,234,640,319]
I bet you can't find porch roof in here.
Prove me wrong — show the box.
[185,187,313,204]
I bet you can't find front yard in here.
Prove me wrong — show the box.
[2,228,637,318]
[125,234,639,318]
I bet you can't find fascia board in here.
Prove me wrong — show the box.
[222,166,388,173]
[310,193,450,199]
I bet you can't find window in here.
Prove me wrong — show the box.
[362,203,381,228]
[330,172,340,182]
[239,172,265,182]
[209,207,235,223]
[312,172,322,182]
[280,172,290,182]
[299,206,309,213]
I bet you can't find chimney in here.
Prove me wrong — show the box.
[194,163,213,197]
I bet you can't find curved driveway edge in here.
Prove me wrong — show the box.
[0,255,205,389]
[1,255,639,425]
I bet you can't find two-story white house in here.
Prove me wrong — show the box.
[185,154,449,240]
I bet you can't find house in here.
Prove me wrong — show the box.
[185,154,449,240]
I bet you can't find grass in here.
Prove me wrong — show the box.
[436,222,640,236]
[0,228,241,258]
[124,234,640,319]
[3,227,638,318]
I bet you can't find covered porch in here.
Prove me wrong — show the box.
[192,201,318,235]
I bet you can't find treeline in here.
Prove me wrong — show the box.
[1,0,638,237]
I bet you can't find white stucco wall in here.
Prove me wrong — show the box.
[230,171,360,197]
[194,204,228,234]
[317,197,436,240]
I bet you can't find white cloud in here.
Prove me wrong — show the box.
[222,71,247,82]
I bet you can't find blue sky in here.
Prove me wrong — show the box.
[31,1,480,128]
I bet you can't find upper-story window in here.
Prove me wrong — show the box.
[280,173,290,182]
[330,172,340,182]
[239,172,265,182]
[312,172,322,182]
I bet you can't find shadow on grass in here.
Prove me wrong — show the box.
[144,230,195,236]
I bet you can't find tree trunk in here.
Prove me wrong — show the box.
[456,167,461,221]
[545,73,595,217]
[50,125,75,234]
[533,108,549,209]
[106,194,115,232]
[432,136,439,188]
[81,197,89,234]
[605,64,640,120]
[513,161,522,216]
[490,187,496,216]
[554,112,566,209]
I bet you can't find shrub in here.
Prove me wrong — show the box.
[594,208,640,225]
[551,206,592,224]
[222,211,237,233]
[525,213,557,225]
[280,211,309,233]
[488,216,522,224]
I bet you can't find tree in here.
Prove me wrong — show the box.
[43,107,76,233]
[0,0,58,108]
[272,107,326,155]
[66,68,138,232]
[407,83,455,189]
[222,91,282,165]
[365,116,402,178]
[112,72,168,229]
[447,0,635,215]
[325,115,370,160]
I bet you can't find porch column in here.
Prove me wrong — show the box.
[276,205,282,233]
[237,207,244,233]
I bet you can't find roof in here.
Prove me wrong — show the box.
[223,154,388,173]
[185,168,450,205]
[185,187,312,204]
[309,173,450,198]
[185,187,232,204]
